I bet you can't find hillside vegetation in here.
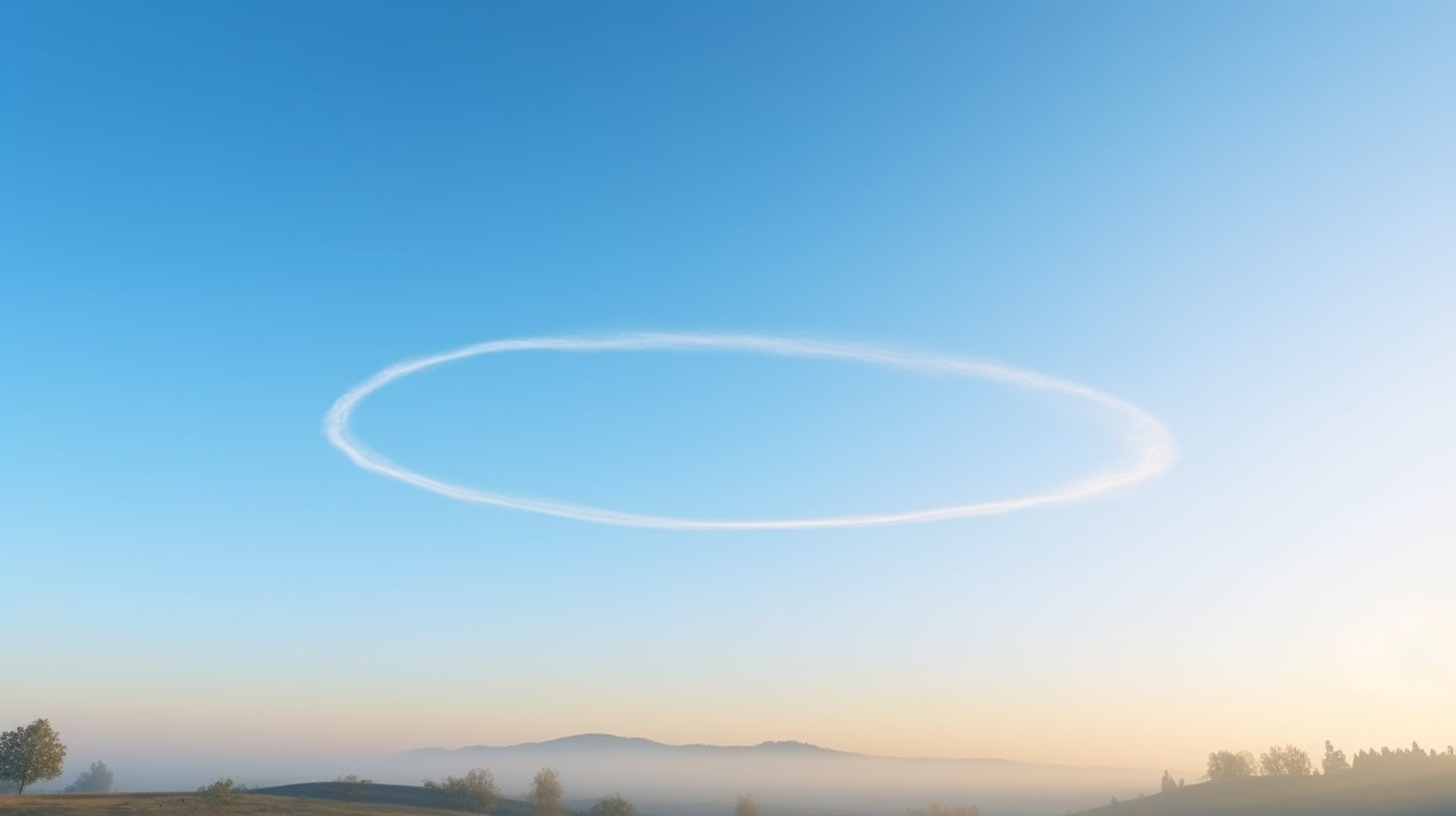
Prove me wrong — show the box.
[1076,768,1456,816]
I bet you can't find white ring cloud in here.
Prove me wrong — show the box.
[324,333,1175,530]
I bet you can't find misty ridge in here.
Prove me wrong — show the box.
[378,733,1155,814]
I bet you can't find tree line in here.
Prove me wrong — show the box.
[1192,740,1456,783]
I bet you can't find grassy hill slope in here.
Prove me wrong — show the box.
[252,783,530,816]
[1074,771,1456,816]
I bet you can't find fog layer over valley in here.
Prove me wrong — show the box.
[79,735,1162,816]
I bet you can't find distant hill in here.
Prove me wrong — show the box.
[406,734,848,757]
[385,733,1162,816]
[1072,770,1456,816]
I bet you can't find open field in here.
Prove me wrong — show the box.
[0,792,456,816]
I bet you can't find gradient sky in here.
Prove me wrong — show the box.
[2,0,1453,784]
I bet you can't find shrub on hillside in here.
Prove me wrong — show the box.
[332,774,372,802]
[424,767,499,813]
[589,793,636,816]
[197,778,248,811]
[64,761,115,793]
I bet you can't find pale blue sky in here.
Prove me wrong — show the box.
[2,0,1453,780]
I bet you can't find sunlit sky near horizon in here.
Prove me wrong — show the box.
[2,0,1454,783]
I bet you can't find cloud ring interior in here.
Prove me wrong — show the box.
[324,332,1176,530]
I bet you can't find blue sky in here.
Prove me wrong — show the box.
[2,0,1453,781]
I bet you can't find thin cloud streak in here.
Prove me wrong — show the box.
[323,333,1176,529]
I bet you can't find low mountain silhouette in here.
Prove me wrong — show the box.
[387,733,1160,816]
[406,734,846,757]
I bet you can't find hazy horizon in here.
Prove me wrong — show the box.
[8,729,1186,814]
[2,0,1452,805]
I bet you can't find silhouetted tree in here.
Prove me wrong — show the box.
[64,761,114,793]
[0,719,67,794]
[1160,770,1177,793]
[1259,744,1312,776]
[1322,740,1350,774]
[735,794,761,816]
[1205,750,1256,781]
[528,768,566,816]
[589,793,636,816]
